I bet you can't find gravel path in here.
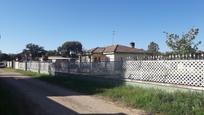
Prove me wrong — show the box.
[0,69,146,115]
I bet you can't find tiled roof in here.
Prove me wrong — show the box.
[115,45,144,53]
[89,44,145,54]
[93,47,105,53]
[87,47,105,53]
[103,45,117,53]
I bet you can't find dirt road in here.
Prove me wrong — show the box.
[0,69,146,115]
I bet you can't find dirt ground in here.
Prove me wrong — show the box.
[0,69,146,115]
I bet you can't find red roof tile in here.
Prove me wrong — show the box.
[89,44,144,54]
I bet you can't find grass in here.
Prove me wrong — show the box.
[102,86,204,115]
[0,80,20,115]
[4,68,204,115]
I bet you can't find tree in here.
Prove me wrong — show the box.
[23,43,46,60]
[0,53,14,61]
[57,41,82,57]
[0,53,8,61]
[46,50,58,56]
[147,42,160,55]
[165,28,201,54]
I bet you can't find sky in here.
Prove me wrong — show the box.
[0,0,204,54]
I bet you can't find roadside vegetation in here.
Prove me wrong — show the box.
[4,68,204,115]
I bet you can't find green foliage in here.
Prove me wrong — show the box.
[165,28,201,54]
[147,41,160,54]
[58,41,82,57]
[46,50,58,56]
[0,53,12,61]
[102,87,204,115]
[23,43,46,60]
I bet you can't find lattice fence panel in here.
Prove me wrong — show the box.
[124,60,204,87]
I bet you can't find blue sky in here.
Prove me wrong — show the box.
[0,0,204,53]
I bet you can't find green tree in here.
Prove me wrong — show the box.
[23,43,46,60]
[147,42,160,54]
[58,41,82,57]
[0,53,7,61]
[46,50,58,56]
[165,28,201,54]
[0,53,13,61]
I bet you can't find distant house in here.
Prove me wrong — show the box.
[46,56,75,63]
[80,43,145,62]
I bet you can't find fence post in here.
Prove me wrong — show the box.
[78,61,81,73]
[25,61,27,71]
[38,61,41,73]
[12,61,14,68]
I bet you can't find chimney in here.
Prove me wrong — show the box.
[130,42,135,48]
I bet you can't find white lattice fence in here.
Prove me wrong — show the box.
[124,60,204,87]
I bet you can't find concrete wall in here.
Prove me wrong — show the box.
[9,60,204,91]
[14,62,19,70]
[7,61,12,68]
[12,61,51,74]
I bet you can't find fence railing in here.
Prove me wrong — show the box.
[7,59,204,88]
[133,53,204,60]
[124,60,204,87]
[9,61,51,74]
[9,61,123,75]
[53,61,123,75]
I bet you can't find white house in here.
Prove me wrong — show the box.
[47,56,72,63]
[80,43,145,62]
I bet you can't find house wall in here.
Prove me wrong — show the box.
[81,56,90,62]
[81,53,144,62]
[14,61,19,69]
[81,55,112,62]
[105,54,115,61]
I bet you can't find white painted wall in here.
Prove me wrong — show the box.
[81,56,91,62]
[7,61,12,68]
[105,54,115,61]
[81,53,143,62]
[13,61,50,74]
[14,62,19,69]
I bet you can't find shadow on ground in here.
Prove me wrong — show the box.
[37,73,125,95]
[0,71,127,115]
